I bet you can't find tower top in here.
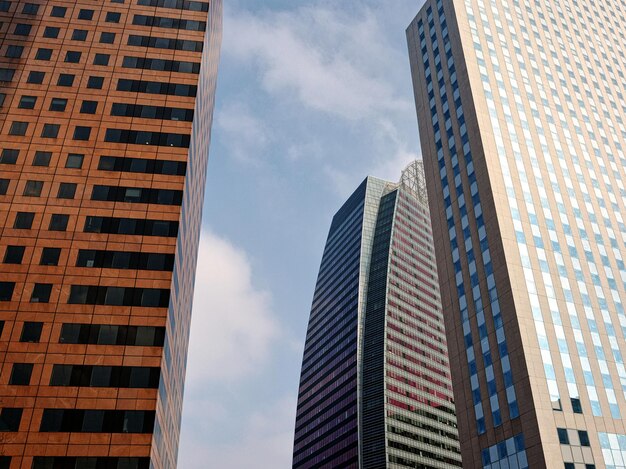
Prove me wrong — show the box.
[400,160,428,203]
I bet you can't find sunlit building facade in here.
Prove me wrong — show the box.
[408,0,626,467]
[0,0,222,467]
[293,162,461,468]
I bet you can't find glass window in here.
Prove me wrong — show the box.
[49,98,67,112]
[14,212,34,229]
[49,214,69,231]
[22,3,39,15]
[3,246,25,264]
[23,180,43,197]
[50,6,66,17]
[93,54,110,66]
[579,431,590,447]
[20,322,43,342]
[18,96,36,109]
[27,71,45,84]
[65,51,81,63]
[557,428,569,445]
[57,183,76,199]
[43,27,59,39]
[100,32,116,43]
[80,101,97,114]
[73,127,91,141]
[41,124,60,138]
[57,74,75,86]
[35,48,52,60]
[0,408,22,431]
[40,248,61,266]
[0,283,15,301]
[5,45,24,58]
[106,12,121,23]
[78,9,94,20]
[9,363,33,385]
[71,29,88,41]
[0,149,19,164]
[31,283,52,303]
[0,179,8,195]
[33,151,52,166]
[9,121,28,136]
[66,154,84,169]
[87,76,104,89]
[14,24,32,36]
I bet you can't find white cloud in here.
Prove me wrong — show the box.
[180,395,296,469]
[186,230,280,382]
[216,101,270,164]
[224,5,411,120]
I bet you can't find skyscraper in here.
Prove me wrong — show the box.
[408,0,626,467]
[293,162,461,469]
[0,1,222,467]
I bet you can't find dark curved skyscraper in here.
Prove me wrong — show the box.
[293,162,461,469]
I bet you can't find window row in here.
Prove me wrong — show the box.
[50,365,160,388]
[0,284,170,307]
[132,14,205,31]
[32,457,150,469]
[117,78,197,97]
[104,128,191,147]
[84,216,179,237]
[11,212,70,231]
[39,27,117,44]
[0,69,106,90]
[18,96,99,114]
[3,247,60,266]
[127,34,203,52]
[68,285,170,307]
[99,155,187,175]
[0,180,76,199]
[40,409,155,433]
[7,121,92,140]
[77,249,175,271]
[138,0,208,12]
[59,323,165,347]
[92,185,183,205]
[111,102,194,121]
[122,55,200,74]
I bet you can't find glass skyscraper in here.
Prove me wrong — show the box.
[0,1,222,467]
[408,0,626,467]
[293,162,461,468]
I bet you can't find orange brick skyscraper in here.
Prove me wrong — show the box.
[0,1,222,467]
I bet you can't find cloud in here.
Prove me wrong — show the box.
[186,230,280,382]
[216,101,270,164]
[224,4,411,120]
[180,395,296,469]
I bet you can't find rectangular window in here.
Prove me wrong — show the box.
[49,214,69,231]
[73,127,91,141]
[27,71,44,84]
[100,32,116,44]
[93,54,110,66]
[49,98,67,112]
[14,212,34,229]
[71,30,88,41]
[0,408,22,431]
[57,183,76,199]
[9,121,28,136]
[57,74,75,86]
[22,3,40,15]
[14,24,32,36]
[80,101,98,114]
[20,322,43,342]
[0,68,15,82]
[0,179,9,195]
[0,283,15,301]
[40,248,61,266]
[0,149,19,164]
[50,6,66,17]
[18,96,37,109]
[23,180,43,197]
[557,428,569,445]
[78,9,94,20]
[35,48,52,60]
[31,283,52,303]
[3,246,25,264]
[33,151,52,166]
[87,76,104,89]
[43,27,59,39]
[65,51,81,63]
[5,45,24,59]
[41,124,60,138]
[66,154,84,169]
[9,363,33,386]
[105,11,121,22]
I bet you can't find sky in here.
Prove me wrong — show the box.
[178,0,425,467]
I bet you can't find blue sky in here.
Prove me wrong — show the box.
[179,0,425,466]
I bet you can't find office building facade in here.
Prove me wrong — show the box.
[0,0,222,467]
[408,0,626,467]
[293,162,461,468]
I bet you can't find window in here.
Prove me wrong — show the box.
[43,27,59,39]
[5,45,24,59]
[116,79,197,97]
[40,248,61,266]
[0,408,22,431]
[14,24,32,36]
[132,15,205,31]
[50,6,66,17]
[18,96,37,109]
[579,431,590,447]
[72,29,88,41]
[557,428,569,445]
[105,129,190,147]
[0,179,8,195]
[0,283,15,301]
[14,212,34,229]
[35,48,52,60]
[33,458,149,468]
[9,364,33,385]
[80,101,98,114]
[66,154,84,169]
[57,74,75,87]
[0,0,9,11]
[39,409,154,433]
[73,127,91,141]
[68,286,170,307]
[0,149,19,164]
[3,246,25,264]
[87,76,104,89]
[49,214,69,231]
[50,365,159,388]
[27,71,45,84]
[22,3,40,15]
[100,32,116,44]
[23,180,43,197]
[0,94,5,107]
[49,98,67,112]
[59,323,164,346]
[41,124,60,138]
[571,398,582,414]
[106,11,121,22]
[122,56,200,74]
[9,121,28,136]
[78,9,94,20]
[93,54,110,66]
[20,322,43,342]
[57,183,76,199]
[0,68,15,82]
[137,0,209,12]
[31,283,52,303]
[33,151,52,166]
[65,51,81,63]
